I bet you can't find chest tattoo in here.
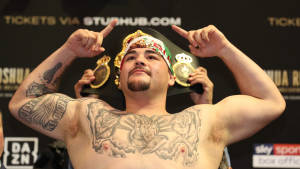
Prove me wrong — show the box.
[87,102,202,166]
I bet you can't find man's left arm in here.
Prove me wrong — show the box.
[216,42,286,144]
[172,25,286,145]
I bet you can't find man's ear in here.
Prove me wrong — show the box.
[168,74,176,86]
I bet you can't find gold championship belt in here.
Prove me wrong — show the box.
[90,55,111,88]
[173,53,195,87]
[81,28,203,97]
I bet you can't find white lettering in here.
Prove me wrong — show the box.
[21,143,31,153]
[12,143,20,153]
[83,16,182,26]
[93,17,101,26]
[253,155,300,168]
[160,17,169,26]
[255,145,273,155]
[150,17,160,26]
[138,17,147,26]
[21,154,30,164]
[83,17,93,26]
[11,154,19,165]
[170,17,181,25]
[100,17,110,25]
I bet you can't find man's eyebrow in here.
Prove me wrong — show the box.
[125,49,158,55]
[124,49,160,57]
[125,50,137,55]
[145,50,158,55]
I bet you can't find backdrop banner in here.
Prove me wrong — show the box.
[1,0,300,169]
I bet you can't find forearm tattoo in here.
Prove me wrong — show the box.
[43,63,62,84]
[87,102,202,166]
[18,93,73,131]
[26,63,62,97]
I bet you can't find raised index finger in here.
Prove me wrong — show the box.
[100,19,118,37]
[171,25,188,39]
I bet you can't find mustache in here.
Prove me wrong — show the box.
[129,66,151,76]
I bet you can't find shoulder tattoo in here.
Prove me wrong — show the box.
[18,93,74,131]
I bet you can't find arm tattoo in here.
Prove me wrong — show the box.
[26,63,63,97]
[26,82,54,97]
[43,63,62,84]
[18,93,74,131]
[86,102,202,166]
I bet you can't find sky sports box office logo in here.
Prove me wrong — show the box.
[253,144,300,168]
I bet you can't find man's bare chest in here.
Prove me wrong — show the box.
[86,102,203,166]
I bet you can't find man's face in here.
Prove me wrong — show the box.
[119,48,174,92]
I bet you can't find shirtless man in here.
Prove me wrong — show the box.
[73,66,234,169]
[9,19,285,169]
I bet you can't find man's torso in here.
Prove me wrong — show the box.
[65,100,226,169]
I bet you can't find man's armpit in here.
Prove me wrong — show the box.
[18,93,74,131]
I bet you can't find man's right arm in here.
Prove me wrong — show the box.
[9,20,117,141]
[8,46,83,140]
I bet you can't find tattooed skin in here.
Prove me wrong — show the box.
[18,93,73,131]
[26,63,63,97]
[43,63,62,84]
[26,82,54,97]
[87,102,202,166]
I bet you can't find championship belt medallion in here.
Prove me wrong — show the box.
[90,55,111,88]
[172,53,195,87]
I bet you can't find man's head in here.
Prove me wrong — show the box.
[114,30,175,94]
[80,28,201,99]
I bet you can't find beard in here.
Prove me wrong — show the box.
[127,66,151,91]
[127,80,150,91]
